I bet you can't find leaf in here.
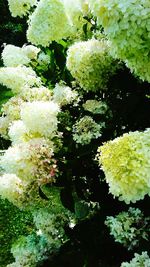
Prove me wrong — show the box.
[39,186,49,200]
[74,201,90,220]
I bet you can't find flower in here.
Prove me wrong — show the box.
[83,99,108,114]
[1,97,24,120]
[37,52,50,66]
[97,129,150,203]
[27,0,71,46]
[0,116,11,139]
[88,0,150,82]
[2,45,30,67]
[0,138,57,184]
[7,0,37,17]
[2,44,39,67]
[66,39,117,91]
[105,208,150,250]
[20,86,52,102]
[63,0,87,33]
[121,252,150,267]
[7,234,49,267]
[73,116,104,144]
[0,66,41,94]
[8,120,29,144]
[53,83,78,106]
[22,45,40,59]
[20,101,60,138]
[0,173,27,207]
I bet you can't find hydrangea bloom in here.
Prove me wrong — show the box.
[73,116,104,144]
[0,116,11,139]
[83,99,108,114]
[0,173,27,207]
[0,66,41,93]
[27,0,71,46]
[20,101,60,138]
[105,208,150,250]
[1,97,24,120]
[2,45,30,67]
[33,209,69,246]
[20,86,52,102]
[63,0,87,33]
[88,0,150,82]
[0,138,57,184]
[97,129,150,203]
[8,120,29,144]
[8,234,49,267]
[66,39,117,91]
[121,252,150,267]
[7,0,37,17]
[53,83,78,106]
[22,45,40,59]
[78,0,89,15]
[37,52,50,66]
[2,44,40,67]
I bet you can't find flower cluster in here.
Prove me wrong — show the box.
[97,129,150,203]
[7,234,49,267]
[33,209,69,246]
[105,208,150,250]
[0,174,27,207]
[2,44,40,67]
[7,0,37,17]
[0,87,52,140]
[83,99,108,114]
[0,138,56,184]
[0,66,41,94]
[0,97,24,139]
[37,52,50,66]
[1,97,24,121]
[20,101,60,138]
[53,83,78,106]
[20,86,52,102]
[0,116,11,140]
[27,0,71,46]
[8,120,28,144]
[66,39,117,91]
[73,116,104,144]
[88,0,150,82]
[63,0,88,36]
[121,252,150,267]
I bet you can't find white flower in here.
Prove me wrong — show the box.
[2,44,30,67]
[37,52,50,66]
[105,208,149,250]
[8,120,29,144]
[0,173,27,206]
[73,116,104,144]
[66,39,117,91]
[0,116,11,139]
[7,0,37,17]
[27,0,71,46]
[0,66,41,93]
[63,0,86,31]
[22,45,40,59]
[0,138,56,184]
[83,99,108,114]
[20,101,60,138]
[97,128,150,203]
[88,0,150,82]
[53,83,78,106]
[1,97,24,120]
[20,86,52,102]
[121,252,150,267]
